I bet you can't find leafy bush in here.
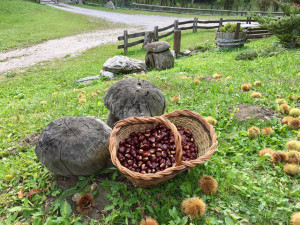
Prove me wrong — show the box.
[235,50,258,60]
[259,45,286,57]
[254,2,300,48]
[220,23,243,33]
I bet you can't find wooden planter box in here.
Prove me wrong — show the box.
[216,31,246,49]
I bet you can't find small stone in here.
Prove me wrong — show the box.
[76,75,100,84]
[170,50,175,58]
[72,193,82,202]
[143,41,170,53]
[100,70,114,79]
[181,50,192,56]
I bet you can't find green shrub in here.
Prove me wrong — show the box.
[259,45,286,57]
[254,2,300,48]
[235,50,258,60]
[219,23,243,33]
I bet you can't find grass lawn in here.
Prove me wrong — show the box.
[0,28,300,224]
[0,0,122,52]
[71,3,248,20]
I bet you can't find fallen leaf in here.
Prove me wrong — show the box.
[17,189,24,199]
[26,188,45,198]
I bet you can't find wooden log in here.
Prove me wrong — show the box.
[178,20,194,25]
[180,26,194,31]
[145,50,174,70]
[174,20,179,30]
[124,30,128,55]
[234,23,241,39]
[157,24,174,32]
[218,18,223,32]
[154,26,159,41]
[173,30,181,57]
[118,31,146,41]
[158,30,174,39]
[117,39,144,49]
[197,25,220,29]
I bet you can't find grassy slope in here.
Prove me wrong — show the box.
[72,3,247,20]
[0,30,300,224]
[0,0,122,52]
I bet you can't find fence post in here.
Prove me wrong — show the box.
[154,26,159,41]
[234,23,241,39]
[174,20,179,30]
[193,18,198,33]
[173,30,181,58]
[249,16,252,24]
[218,18,223,32]
[124,30,128,55]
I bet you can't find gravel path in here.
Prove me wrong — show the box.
[0,4,189,74]
[0,28,140,74]
[50,3,190,30]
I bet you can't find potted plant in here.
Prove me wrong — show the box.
[216,23,246,48]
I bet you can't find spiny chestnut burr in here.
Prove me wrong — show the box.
[117,123,198,174]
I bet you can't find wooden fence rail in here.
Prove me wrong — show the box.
[131,3,284,16]
[117,17,260,54]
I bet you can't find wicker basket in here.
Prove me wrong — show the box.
[109,110,218,187]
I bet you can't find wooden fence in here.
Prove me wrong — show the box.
[117,17,265,54]
[132,3,284,16]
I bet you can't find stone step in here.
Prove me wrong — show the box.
[247,33,272,39]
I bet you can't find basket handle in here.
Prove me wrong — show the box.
[160,117,183,167]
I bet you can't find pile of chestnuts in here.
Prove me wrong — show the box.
[117,123,198,174]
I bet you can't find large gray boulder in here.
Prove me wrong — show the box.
[35,117,112,177]
[103,56,146,74]
[143,41,170,53]
[145,50,174,70]
[104,78,166,127]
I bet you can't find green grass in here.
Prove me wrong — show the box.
[72,3,248,20]
[0,0,123,52]
[0,29,300,224]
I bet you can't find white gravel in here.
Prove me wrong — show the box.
[0,28,140,74]
[50,3,190,30]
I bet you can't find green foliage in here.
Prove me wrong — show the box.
[235,44,286,60]
[254,2,300,48]
[258,44,286,57]
[219,23,243,33]
[235,50,258,60]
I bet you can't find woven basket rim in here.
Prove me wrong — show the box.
[109,110,218,181]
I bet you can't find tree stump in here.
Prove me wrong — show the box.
[35,116,112,177]
[145,50,174,70]
[104,78,166,127]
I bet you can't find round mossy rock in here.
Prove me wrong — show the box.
[35,116,112,176]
